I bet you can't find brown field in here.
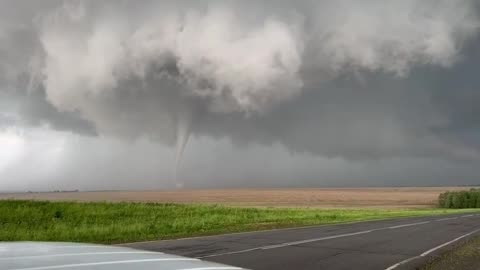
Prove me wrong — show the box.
[0,187,474,208]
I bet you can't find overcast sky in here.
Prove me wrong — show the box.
[1,0,480,191]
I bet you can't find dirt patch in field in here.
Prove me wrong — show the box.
[0,187,473,208]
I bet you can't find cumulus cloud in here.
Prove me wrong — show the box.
[307,0,478,75]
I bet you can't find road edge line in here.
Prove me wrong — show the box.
[384,227,480,270]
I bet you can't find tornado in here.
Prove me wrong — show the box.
[174,108,192,188]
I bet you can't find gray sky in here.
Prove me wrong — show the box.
[1,0,480,191]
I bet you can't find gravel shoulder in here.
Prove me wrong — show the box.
[421,236,480,270]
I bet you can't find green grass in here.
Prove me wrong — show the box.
[1,200,479,244]
[422,236,480,270]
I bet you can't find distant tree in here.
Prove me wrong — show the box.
[445,193,454,208]
[438,192,448,208]
[476,192,480,208]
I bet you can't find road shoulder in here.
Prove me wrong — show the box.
[419,236,480,270]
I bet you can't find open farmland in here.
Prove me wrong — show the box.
[0,187,473,208]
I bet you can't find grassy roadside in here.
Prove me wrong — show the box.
[1,200,479,244]
[422,236,480,270]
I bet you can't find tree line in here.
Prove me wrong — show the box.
[438,189,480,208]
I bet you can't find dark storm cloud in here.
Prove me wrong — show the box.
[424,39,480,147]
[1,0,480,189]
[0,0,96,135]
[17,88,96,135]
[0,77,96,135]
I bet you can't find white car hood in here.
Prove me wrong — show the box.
[0,242,246,270]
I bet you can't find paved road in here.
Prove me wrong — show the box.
[122,213,480,270]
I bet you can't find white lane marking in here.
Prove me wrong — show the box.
[199,224,417,258]
[198,214,480,259]
[197,248,260,259]
[0,251,160,260]
[177,267,243,270]
[388,221,430,229]
[462,214,474,218]
[435,217,458,222]
[261,230,373,250]
[420,228,480,256]
[385,256,418,270]
[10,258,199,270]
[384,227,480,270]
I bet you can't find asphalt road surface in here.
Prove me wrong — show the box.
[122,213,480,270]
